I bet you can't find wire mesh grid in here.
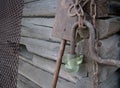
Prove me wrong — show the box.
[0,0,24,88]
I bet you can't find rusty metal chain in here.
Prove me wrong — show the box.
[52,0,119,87]
[68,0,98,88]
[90,0,99,88]
[89,0,120,68]
[90,0,96,27]
[69,1,120,88]
[68,0,89,54]
[68,0,89,28]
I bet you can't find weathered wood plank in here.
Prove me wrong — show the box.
[19,55,79,83]
[19,45,88,81]
[21,18,53,28]
[21,18,120,42]
[23,0,120,17]
[17,73,42,88]
[24,0,39,3]
[54,17,120,41]
[19,44,34,61]
[99,69,120,88]
[21,18,60,42]
[18,58,76,88]
[23,0,58,16]
[76,78,93,88]
[20,37,69,61]
[97,18,120,39]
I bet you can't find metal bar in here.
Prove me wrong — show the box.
[51,39,66,88]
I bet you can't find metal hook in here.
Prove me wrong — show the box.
[84,20,120,67]
[70,22,79,54]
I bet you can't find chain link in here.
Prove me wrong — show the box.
[68,0,89,28]
[90,0,96,27]
[68,0,98,88]
[68,0,90,40]
[90,0,99,88]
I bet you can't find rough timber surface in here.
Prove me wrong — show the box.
[18,0,120,88]
[18,57,76,88]
[21,18,60,42]
[23,0,120,17]
[23,0,57,16]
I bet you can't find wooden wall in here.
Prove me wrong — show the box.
[17,0,120,88]
[17,0,84,88]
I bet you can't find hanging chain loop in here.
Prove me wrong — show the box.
[68,0,98,88]
[68,0,89,28]
[90,0,98,88]
[90,0,96,27]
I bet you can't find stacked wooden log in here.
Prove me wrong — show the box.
[18,0,79,88]
[17,0,120,88]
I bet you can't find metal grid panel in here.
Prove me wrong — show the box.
[0,0,24,88]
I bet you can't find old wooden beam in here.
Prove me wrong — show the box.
[23,0,57,17]
[23,0,120,17]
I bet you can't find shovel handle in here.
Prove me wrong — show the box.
[51,39,66,88]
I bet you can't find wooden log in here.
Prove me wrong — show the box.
[23,0,120,17]
[20,37,69,61]
[19,55,78,83]
[96,18,120,39]
[76,78,93,88]
[23,0,57,17]
[17,73,42,88]
[21,18,60,42]
[21,18,53,28]
[18,58,76,88]
[24,0,39,3]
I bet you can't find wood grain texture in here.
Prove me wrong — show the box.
[18,58,76,88]
[17,73,42,88]
[21,18,60,42]
[19,55,78,83]
[96,18,120,39]
[20,37,70,61]
[24,0,39,3]
[23,0,120,17]
[23,0,58,16]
